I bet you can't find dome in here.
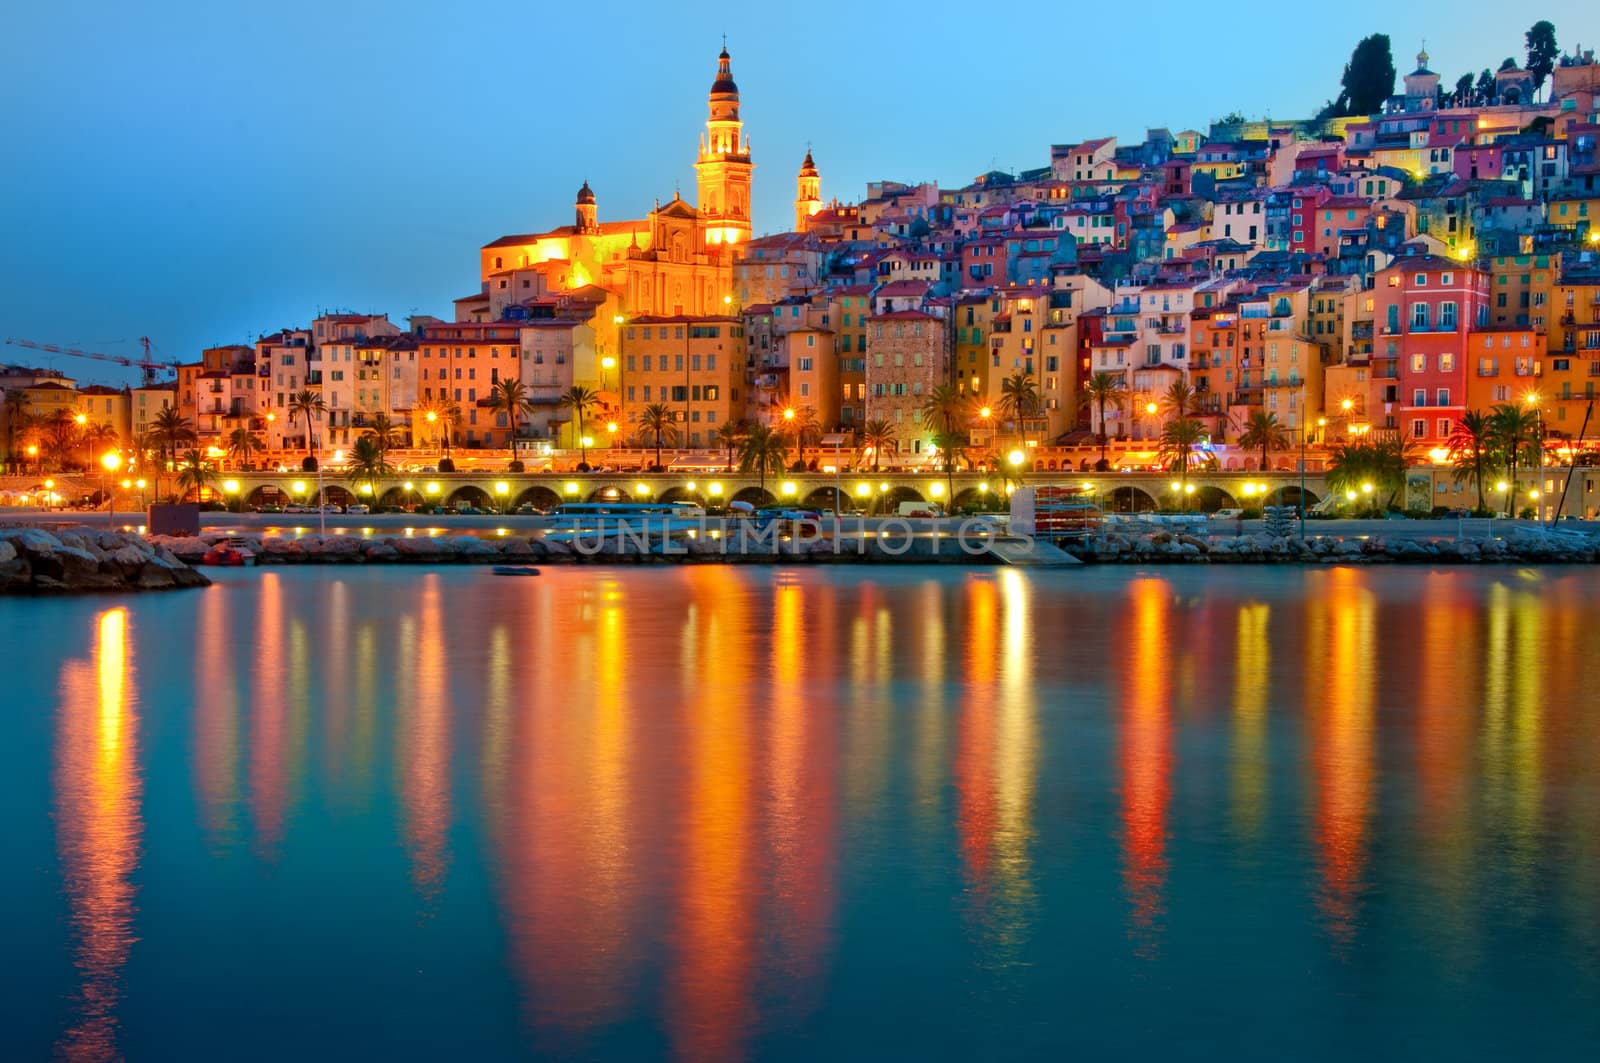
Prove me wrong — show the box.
[710,47,738,96]
[576,180,595,205]
[799,149,818,176]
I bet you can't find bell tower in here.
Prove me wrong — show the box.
[694,45,753,247]
[795,149,821,233]
[575,180,598,234]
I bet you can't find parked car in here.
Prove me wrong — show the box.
[318,503,343,514]
[256,504,284,514]
[1210,508,1244,520]
[456,504,485,515]
[283,503,312,514]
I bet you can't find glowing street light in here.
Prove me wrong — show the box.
[782,407,796,422]
[581,435,594,448]
[74,413,87,426]
[606,422,618,434]
[1007,449,1025,467]
[707,482,724,497]
[1341,398,1354,412]
[979,406,991,419]
[600,356,616,370]
[855,482,872,498]
[780,481,798,497]
[634,482,652,497]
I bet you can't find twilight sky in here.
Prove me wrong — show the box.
[1,0,1592,385]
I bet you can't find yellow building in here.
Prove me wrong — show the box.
[620,315,745,449]
[477,47,749,333]
[1487,253,1557,331]
[75,385,131,444]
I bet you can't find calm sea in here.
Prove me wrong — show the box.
[3,565,1598,1061]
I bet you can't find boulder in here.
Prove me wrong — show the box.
[364,543,400,561]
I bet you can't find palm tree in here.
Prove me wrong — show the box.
[1326,431,1411,515]
[79,421,119,467]
[789,406,822,469]
[175,448,216,502]
[487,377,532,457]
[287,389,326,467]
[363,412,404,459]
[343,436,393,500]
[715,420,745,472]
[737,424,788,495]
[1160,417,1206,508]
[1487,402,1541,515]
[3,389,29,469]
[1238,410,1289,471]
[997,372,1040,448]
[1162,380,1196,423]
[227,427,266,469]
[150,403,195,491]
[43,410,79,471]
[1446,409,1494,513]
[861,418,898,472]
[558,385,599,468]
[1080,372,1127,468]
[638,402,677,470]
[412,395,461,457]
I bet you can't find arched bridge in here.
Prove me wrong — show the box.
[218,469,1334,513]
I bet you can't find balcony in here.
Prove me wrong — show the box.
[1351,322,1374,340]
[1477,366,1499,377]
[1589,362,1600,377]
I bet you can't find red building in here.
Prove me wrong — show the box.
[1371,255,1490,444]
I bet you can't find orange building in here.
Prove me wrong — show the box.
[620,315,745,449]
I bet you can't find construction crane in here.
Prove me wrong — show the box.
[3,336,181,386]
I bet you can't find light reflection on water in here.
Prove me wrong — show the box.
[16,565,1600,1060]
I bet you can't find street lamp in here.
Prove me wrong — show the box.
[494,480,510,513]
[223,478,240,513]
[101,451,121,526]
[25,443,38,475]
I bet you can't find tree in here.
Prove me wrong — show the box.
[1160,418,1206,508]
[1080,372,1127,468]
[1213,111,1247,127]
[715,420,745,472]
[919,383,969,439]
[1487,402,1540,515]
[175,448,216,502]
[3,389,29,467]
[638,402,677,470]
[487,377,532,456]
[149,403,195,497]
[861,419,898,473]
[786,405,822,469]
[1326,432,1409,515]
[287,389,326,464]
[931,429,965,506]
[362,412,404,458]
[343,436,393,500]
[1454,73,1475,105]
[1476,69,1496,103]
[80,421,119,467]
[1238,410,1289,472]
[1161,380,1196,423]
[997,372,1040,448]
[736,424,788,494]
[413,395,460,457]
[1338,34,1396,116]
[1446,409,1494,513]
[227,427,265,468]
[1498,57,1518,73]
[557,385,599,467]
[1526,21,1558,98]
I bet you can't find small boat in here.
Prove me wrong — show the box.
[201,546,249,566]
[492,565,541,577]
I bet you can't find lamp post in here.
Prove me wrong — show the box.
[783,406,796,468]
[100,451,121,527]
[1523,390,1543,521]
[26,443,38,476]
[1144,400,1159,442]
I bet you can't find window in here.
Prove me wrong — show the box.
[1436,387,1450,406]
[1411,354,1427,372]
[1413,388,1427,406]
[1411,419,1426,437]
[1412,303,1430,329]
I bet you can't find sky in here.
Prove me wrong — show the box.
[1,0,1594,386]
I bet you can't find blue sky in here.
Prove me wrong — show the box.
[1,0,1592,384]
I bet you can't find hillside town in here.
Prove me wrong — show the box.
[5,32,1600,497]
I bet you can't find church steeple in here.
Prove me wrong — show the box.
[695,43,754,247]
[795,148,821,233]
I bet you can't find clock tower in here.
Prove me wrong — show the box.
[695,46,753,247]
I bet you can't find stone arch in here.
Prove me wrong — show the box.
[1105,485,1157,512]
[658,486,706,506]
[586,484,628,502]
[446,484,492,508]
[245,484,288,509]
[317,484,357,506]
[730,486,776,507]
[950,486,999,512]
[1272,485,1321,507]
[378,485,415,510]
[879,485,926,513]
[801,486,854,512]
[514,485,563,513]
[1193,485,1238,512]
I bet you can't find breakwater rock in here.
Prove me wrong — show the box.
[0,526,211,593]
[1066,525,1599,564]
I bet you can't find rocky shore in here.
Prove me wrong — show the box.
[1065,525,1600,564]
[0,527,211,593]
[139,523,1600,568]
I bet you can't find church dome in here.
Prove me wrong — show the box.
[576,180,595,205]
[799,149,818,176]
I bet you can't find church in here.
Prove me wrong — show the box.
[477,46,777,319]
